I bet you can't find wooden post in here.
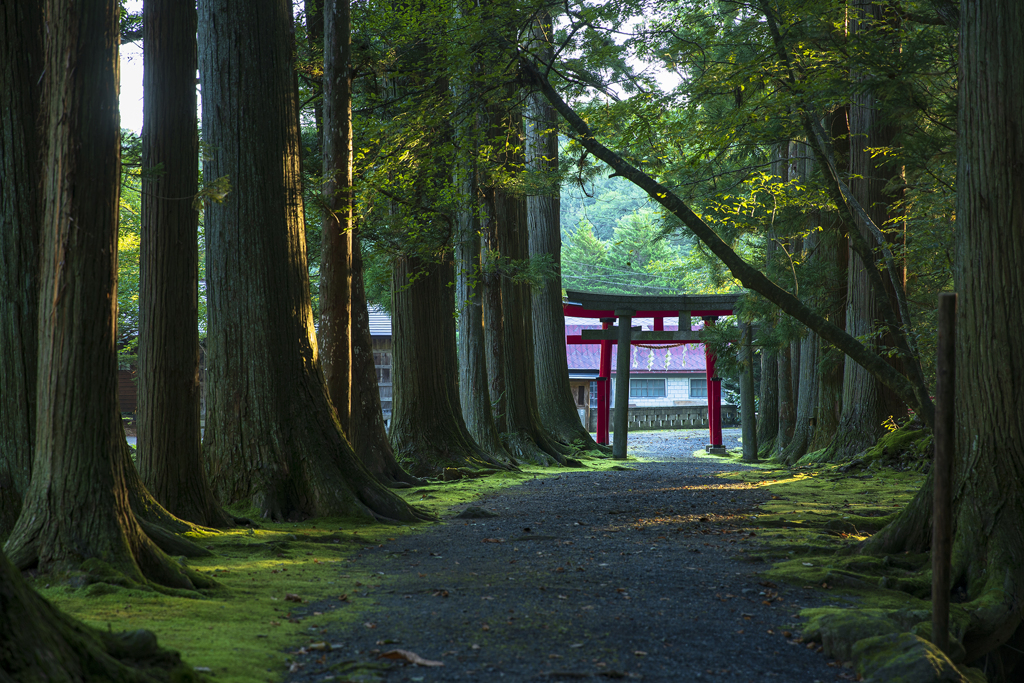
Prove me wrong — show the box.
[597,318,613,445]
[612,310,634,459]
[932,292,957,654]
[740,322,758,462]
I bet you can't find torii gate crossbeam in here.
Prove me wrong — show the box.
[563,291,742,459]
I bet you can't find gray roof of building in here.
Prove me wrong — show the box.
[368,306,392,337]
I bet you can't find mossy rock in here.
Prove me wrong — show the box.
[801,609,900,661]
[909,622,966,665]
[852,632,980,683]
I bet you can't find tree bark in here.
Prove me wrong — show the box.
[821,0,908,462]
[775,343,795,454]
[456,168,514,461]
[0,548,200,683]
[198,0,425,523]
[4,0,214,589]
[136,0,232,529]
[348,235,422,487]
[318,0,354,433]
[389,255,512,476]
[494,182,568,464]
[0,0,42,535]
[866,2,1024,674]
[756,347,779,458]
[526,13,606,453]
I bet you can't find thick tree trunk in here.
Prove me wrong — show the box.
[318,0,354,433]
[526,15,606,453]
[781,330,819,464]
[866,4,1024,675]
[389,255,511,476]
[482,202,508,432]
[820,1,908,462]
[4,0,213,589]
[0,549,200,682]
[0,0,42,535]
[757,347,779,458]
[198,0,424,523]
[136,0,232,529]
[348,236,422,487]
[457,174,514,461]
[494,186,567,464]
[775,343,795,454]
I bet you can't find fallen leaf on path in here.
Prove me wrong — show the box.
[285,593,302,603]
[364,622,377,629]
[378,649,444,667]
[482,538,505,543]
[633,651,647,656]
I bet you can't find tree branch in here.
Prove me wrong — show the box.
[517,54,935,428]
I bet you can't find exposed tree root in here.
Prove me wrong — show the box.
[0,550,201,683]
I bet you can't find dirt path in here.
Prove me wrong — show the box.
[283,432,842,682]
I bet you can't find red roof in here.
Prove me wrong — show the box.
[565,317,706,374]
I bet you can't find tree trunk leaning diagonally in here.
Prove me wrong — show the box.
[867,3,1024,673]
[0,0,42,536]
[389,255,513,477]
[526,13,607,453]
[319,0,354,434]
[517,56,935,430]
[198,0,426,523]
[0,548,201,683]
[137,0,233,529]
[3,0,215,590]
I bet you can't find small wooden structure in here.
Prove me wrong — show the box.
[563,290,742,459]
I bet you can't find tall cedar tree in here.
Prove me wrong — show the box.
[197,0,425,522]
[824,0,908,461]
[3,0,213,589]
[390,255,510,475]
[865,2,1024,675]
[457,172,514,462]
[323,0,419,486]
[484,101,567,464]
[0,0,42,534]
[137,0,233,528]
[526,14,607,453]
[319,0,353,434]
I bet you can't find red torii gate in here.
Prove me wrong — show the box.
[563,290,742,459]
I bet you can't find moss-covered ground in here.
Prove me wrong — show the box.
[29,453,631,683]
[690,433,984,682]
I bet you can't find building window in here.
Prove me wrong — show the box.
[630,378,666,398]
[590,381,598,409]
[374,350,392,412]
[690,378,707,398]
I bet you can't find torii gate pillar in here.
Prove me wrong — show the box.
[704,316,727,454]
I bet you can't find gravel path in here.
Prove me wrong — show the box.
[284,429,840,682]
